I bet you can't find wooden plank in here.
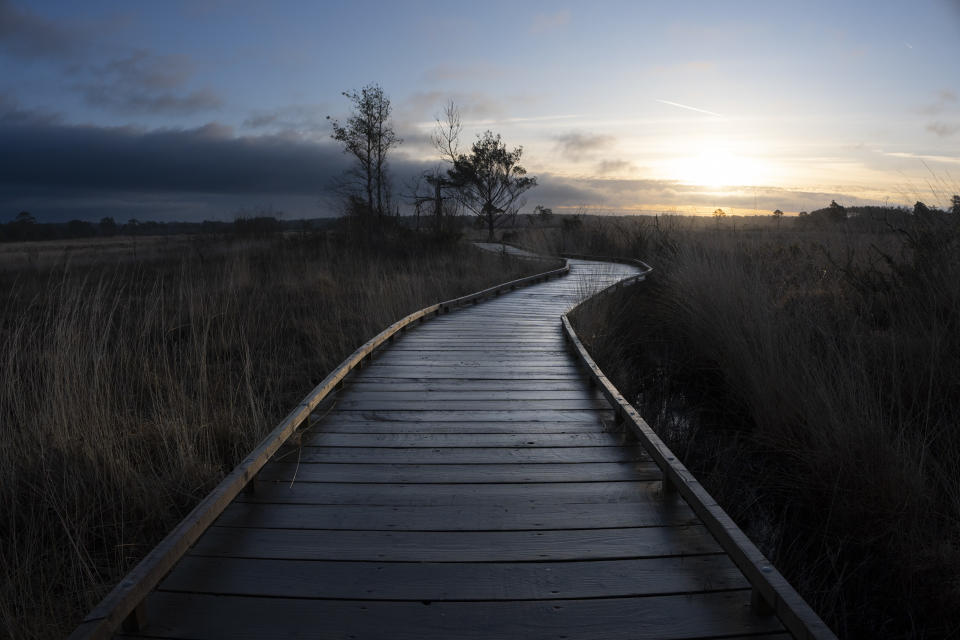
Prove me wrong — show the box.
[293,446,641,464]
[405,327,561,333]
[371,358,577,367]
[336,389,601,401]
[134,590,782,639]
[308,423,613,435]
[190,524,722,561]
[215,500,697,531]
[390,340,567,347]
[333,399,608,411]
[255,461,660,484]
[304,432,624,447]
[318,410,614,423]
[349,368,580,380]
[339,380,591,391]
[235,480,667,506]
[160,555,746,600]
[383,345,567,351]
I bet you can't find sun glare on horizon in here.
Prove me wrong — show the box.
[669,147,774,189]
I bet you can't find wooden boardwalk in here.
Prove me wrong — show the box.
[116,253,794,639]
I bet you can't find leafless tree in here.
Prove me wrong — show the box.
[328,83,401,221]
[407,101,464,234]
[431,99,462,165]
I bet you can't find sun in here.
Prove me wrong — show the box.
[674,148,768,188]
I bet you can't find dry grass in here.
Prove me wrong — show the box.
[0,229,553,639]
[561,213,960,638]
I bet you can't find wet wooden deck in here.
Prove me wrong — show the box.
[120,255,789,639]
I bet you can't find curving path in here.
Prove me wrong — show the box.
[120,254,788,639]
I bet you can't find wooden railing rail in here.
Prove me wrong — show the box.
[69,258,570,640]
[561,257,837,640]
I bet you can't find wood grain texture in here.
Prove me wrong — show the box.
[132,591,784,640]
[254,461,661,484]
[189,524,723,561]
[215,500,698,530]
[234,479,671,506]
[292,445,643,464]
[160,554,748,599]
[90,253,812,639]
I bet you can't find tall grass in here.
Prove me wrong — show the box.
[563,213,960,638]
[0,230,552,639]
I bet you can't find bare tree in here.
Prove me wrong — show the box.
[406,100,464,235]
[328,83,401,221]
[406,167,459,234]
[447,130,537,241]
[431,99,462,165]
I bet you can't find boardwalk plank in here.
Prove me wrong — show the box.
[333,399,609,411]
[318,410,615,422]
[236,480,671,506]
[337,389,602,400]
[339,380,592,391]
[293,445,642,464]
[190,525,723,561]
[160,555,747,600]
[134,591,783,640]
[303,420,612,436]
[216,500,697,530]
[255,461,660,483]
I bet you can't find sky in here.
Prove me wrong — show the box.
[1,0,959,222]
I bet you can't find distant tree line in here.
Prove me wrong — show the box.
[791,197,960,228]
[0,212,337,243]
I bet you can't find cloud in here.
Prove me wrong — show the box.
[0,92,60,126]
[0,0,81,59]
[594,159,637,175]
[919,89,958,115]
[553,132,614,160]
[927,121,960,138]
[76,49,222,115]
[0,101,439,220]
[530,10,570,34]
[880,150,960,165]
[0,111,347,196]
[78,84,222,115]
[530,173,881,215]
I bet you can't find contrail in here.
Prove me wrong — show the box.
[656,99,723,118]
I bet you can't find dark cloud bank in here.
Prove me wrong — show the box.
[0,103,860,223]
[0,108,374,221]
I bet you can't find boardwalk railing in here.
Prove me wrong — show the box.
[561,255,837,640]
[69,258,570,640]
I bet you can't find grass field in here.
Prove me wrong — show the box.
[0,228,556,639]
[549,213,960,638]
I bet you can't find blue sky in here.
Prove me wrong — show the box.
[2,0,959,221]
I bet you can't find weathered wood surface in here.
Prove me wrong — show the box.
[104,252,807,639]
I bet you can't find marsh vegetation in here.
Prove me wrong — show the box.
[0,227,554,639]
[544,211,960,638]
